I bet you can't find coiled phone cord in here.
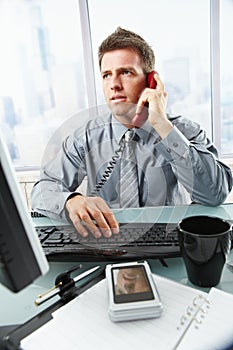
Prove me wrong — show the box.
[90,139,125,196]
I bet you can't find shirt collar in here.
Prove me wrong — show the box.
[110,114,130,144]
[109,114,160,145]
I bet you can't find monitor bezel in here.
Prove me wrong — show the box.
[0,134,49,292]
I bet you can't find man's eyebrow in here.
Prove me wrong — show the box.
[101,66,136,74]
[119,66,136,70]
[101,69,111,75]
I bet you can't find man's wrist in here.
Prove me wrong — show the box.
[66,192,83,203]
[65,192,82,224]
[152,119,173,139]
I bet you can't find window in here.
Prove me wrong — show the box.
[0,0,232,170]
[88,0,212,138]
[0,0,87,168]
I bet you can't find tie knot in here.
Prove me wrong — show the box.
[125,129,135,143]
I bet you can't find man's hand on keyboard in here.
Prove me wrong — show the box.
[65,195,119,239]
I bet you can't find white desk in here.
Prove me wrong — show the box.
[1,204,233,327]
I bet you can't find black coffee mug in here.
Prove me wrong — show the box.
[177,216,232,287]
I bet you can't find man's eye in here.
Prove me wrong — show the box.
[122,70,130,75]
[103,73,110,79]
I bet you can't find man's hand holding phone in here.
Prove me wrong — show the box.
[133,72,173,138]
[65,195,119,238]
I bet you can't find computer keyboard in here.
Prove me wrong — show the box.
[35,222,181,262]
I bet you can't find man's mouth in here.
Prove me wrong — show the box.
[110,95,127,103]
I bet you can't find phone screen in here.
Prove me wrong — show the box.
[111,265,155,304]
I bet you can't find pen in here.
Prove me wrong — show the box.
[159,258,168,268]
[35,265,100,306]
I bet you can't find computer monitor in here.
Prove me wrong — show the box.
[0,134,49,292]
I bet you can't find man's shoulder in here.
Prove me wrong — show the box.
[168,113,197,125]
[85,112,112,129]
[72,112,112,141]
[168,113,202,136]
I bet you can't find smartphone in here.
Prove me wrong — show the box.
[106,261,163,322]
[132,70,157,128]
[111,264,155,304]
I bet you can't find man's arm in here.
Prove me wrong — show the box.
[156,123,232,205]
[137,72,232,205]
[31,133,119,237]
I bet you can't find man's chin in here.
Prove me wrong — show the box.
[109,102,136,120]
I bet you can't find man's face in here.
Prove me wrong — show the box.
[101,48,146,124]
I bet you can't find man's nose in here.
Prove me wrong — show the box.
[111,75,122,90]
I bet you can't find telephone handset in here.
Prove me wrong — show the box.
[132,70,157,128]
[147,70,157,89]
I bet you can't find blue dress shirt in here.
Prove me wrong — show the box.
[31,112,232,221]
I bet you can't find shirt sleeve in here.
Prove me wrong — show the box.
[155,120,232,206]
[31,133,87,222]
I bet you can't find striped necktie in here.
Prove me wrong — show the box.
[120,129,139,208]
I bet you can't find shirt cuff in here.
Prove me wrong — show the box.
[155,126,190,161]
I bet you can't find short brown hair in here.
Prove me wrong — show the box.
[98,27,155,74]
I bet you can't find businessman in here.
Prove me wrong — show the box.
[31,27,232,238]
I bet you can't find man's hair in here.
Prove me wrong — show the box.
[98,27,155,74]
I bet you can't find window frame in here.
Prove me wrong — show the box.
[14,0,232,174]
[78,0,231,162]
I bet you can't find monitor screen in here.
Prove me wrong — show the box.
[0,134,49,292]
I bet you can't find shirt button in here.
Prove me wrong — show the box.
[173,142,178,148]
[55,205,59,210]
[167,148,171,153]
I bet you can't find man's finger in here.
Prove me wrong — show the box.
[87,207,114,238]
[96,200,119,234]
[102,210,119,235]
[69,214,89,238]
[78,210,103,238]
[135,94,149,115]
[153,73,165,93]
